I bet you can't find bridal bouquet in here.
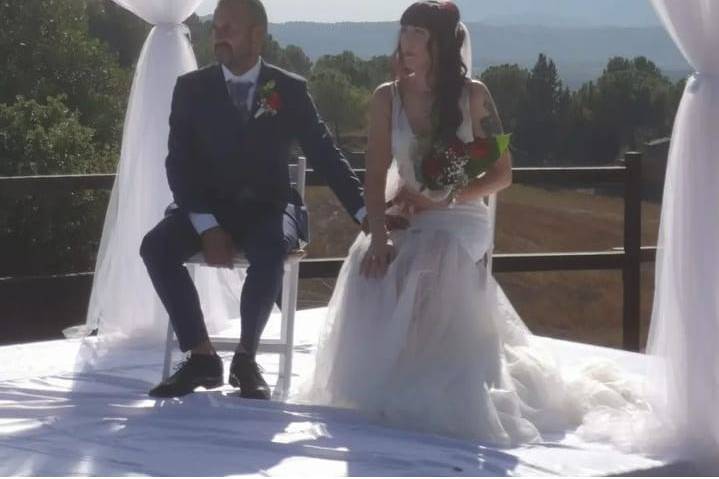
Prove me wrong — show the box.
[415,134,511,195]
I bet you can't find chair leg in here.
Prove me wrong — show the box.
[272,260,300,401]
[162,319,174,380]
[272,263,293,401]
[281,261,299,401]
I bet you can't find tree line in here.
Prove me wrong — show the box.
[189,17,683,164]
[0,0,684,276]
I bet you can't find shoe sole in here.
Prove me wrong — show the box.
[196,376,224,390]
[148,376,224,398]
[229,373,271,400]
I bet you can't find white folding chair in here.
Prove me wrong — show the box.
[161,157,307,401]
[484,194,498,277]
[474,193,498,291]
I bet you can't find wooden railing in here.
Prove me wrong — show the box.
[0,152,654,351]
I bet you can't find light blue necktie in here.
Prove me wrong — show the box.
[227,80,253,122]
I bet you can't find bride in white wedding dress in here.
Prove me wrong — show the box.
[294,1,645,447]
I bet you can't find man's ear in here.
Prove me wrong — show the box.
[252,26,266,56]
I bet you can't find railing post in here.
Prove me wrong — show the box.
[623,151,642,351]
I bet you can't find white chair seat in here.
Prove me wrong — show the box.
[185,249,306,267]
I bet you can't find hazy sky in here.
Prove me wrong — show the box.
[196,0,418,22]
[196,0,659,26]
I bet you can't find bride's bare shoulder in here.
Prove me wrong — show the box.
[466,79,491,102]
[466,79,500,120]
[369,82,395,118]
[373,82,396,101]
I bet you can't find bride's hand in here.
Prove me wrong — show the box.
[360,238,396,279]
[394,186,451,215]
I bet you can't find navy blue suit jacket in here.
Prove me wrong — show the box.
[165,60,365,242]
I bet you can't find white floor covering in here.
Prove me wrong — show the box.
[0,308,691,476]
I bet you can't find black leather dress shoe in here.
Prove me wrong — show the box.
[149,353,223,398]
[229,353,271,400]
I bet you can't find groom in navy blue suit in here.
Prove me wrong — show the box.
[141,0,371,399]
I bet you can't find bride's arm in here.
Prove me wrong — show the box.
[453,80,513,204]
[360,83,396,278]
[364,84,393,240]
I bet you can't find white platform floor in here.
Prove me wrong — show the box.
[0,308,692,476]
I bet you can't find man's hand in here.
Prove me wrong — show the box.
[201,226,235,268]
[362,214,410,235]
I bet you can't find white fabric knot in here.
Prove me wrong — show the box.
[155,23,190,35]
[693,71,719,79]
[688,72,719,92]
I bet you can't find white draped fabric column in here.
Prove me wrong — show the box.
[647,0,719,464]
[77,0,242,345]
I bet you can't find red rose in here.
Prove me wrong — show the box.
[422,156,443,180]
[439,1,459,14]
[469,138,491,158]
[446,137,465,156]
[267,92,282,111]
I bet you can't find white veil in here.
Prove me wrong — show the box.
[455,21,527,346]
[455,22,498,244]
[459,21,473,79]
[456,21,500,257]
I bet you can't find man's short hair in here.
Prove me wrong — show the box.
[217,0,268,30]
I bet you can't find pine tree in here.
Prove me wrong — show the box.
[516,54,566,166]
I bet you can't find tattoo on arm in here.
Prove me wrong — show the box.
[480,97,504,136]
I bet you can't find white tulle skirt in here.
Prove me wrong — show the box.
[292,203,648,447]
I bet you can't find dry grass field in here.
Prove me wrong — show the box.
[0,183,661,349]
[300,184,662,350]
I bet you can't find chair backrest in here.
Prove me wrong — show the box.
[289,156,308,201]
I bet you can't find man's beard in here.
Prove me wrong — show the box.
[215,42,253,70]
[214,42,236,67]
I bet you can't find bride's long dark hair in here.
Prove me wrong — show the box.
[395,1,468,142]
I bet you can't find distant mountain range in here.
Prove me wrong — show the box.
[199,0,661,27]
[198,16,690,89]
[453,0,661,27]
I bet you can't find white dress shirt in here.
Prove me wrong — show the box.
[189,58,367,235]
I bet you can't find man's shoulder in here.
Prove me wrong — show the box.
[177,64,219,85]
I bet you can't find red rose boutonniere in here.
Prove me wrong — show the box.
[254,80,282,119]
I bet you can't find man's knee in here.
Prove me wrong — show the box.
[248,240,287,273]
[140,224,177,267]
[140,228,162,264]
